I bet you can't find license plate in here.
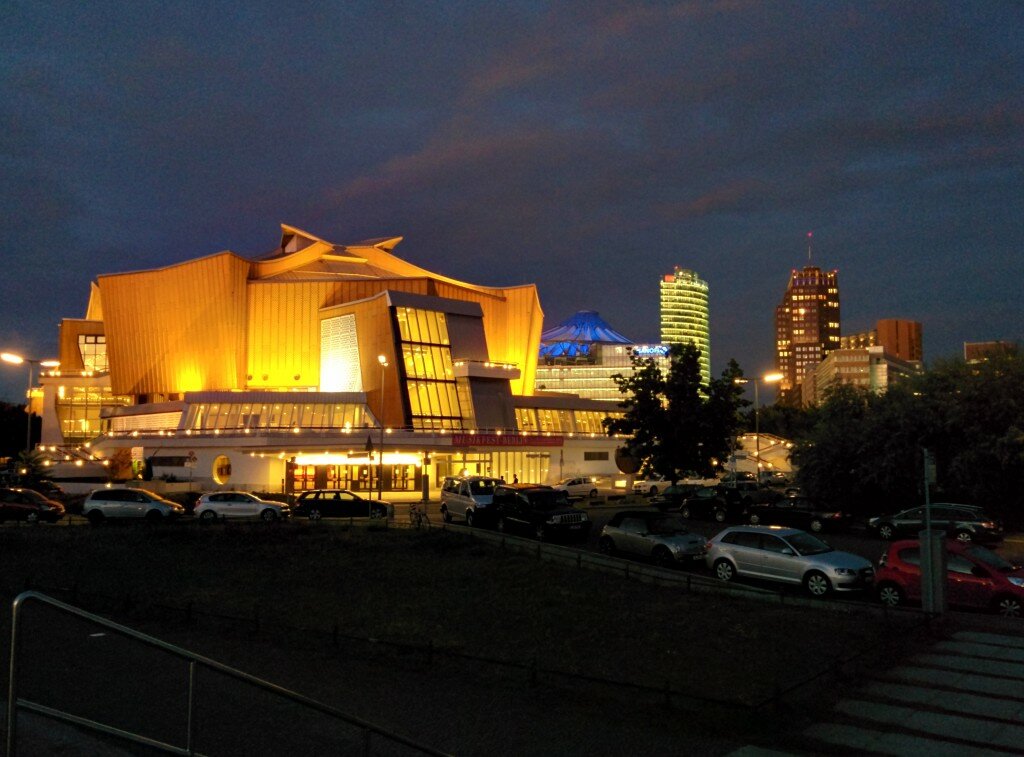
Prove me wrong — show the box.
[569,524,583,529]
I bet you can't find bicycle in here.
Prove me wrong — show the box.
[408,502,430,529]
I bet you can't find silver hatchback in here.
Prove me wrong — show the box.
[82,487,185,525]
[599,511,707,568]
[705,525,873,597]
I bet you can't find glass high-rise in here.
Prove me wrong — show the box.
[659,267,710,385]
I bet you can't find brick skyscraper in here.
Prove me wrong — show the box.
[775,265,840,398]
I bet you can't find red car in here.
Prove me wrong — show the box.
[0,487,66,523]
[875,539,1024,617]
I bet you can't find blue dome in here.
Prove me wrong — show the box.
[539,311,633,357]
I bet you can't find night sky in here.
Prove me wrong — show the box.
[2,2,1022,403]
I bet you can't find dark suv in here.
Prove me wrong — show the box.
[490,484,591,542]
[867,504,1002,543]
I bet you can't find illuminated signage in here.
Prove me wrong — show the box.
[451,434,564,447]
[633,345,669,357]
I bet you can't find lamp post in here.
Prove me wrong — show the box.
[377,354,388,500]
[735,372,784,481]
[2,352,60,453]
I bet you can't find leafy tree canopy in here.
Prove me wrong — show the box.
[605,345,748,481]
[792,349,1024,526]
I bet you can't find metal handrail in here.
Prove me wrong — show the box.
[6,591,450,757]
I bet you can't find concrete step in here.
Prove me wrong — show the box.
[833,698,1024,753]
[732,631,1024,757]
[803,721,1016,757]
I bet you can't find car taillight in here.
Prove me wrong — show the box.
[981,521,996,529]
[829,511,842,519]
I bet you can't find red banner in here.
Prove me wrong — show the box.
[450,434,564,447]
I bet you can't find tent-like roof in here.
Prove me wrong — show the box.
[540,311,633,345]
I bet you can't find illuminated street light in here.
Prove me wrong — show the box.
[735,372,785,481]
[2,352,60,452]
[377,354,388,500]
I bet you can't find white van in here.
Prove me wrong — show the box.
[440,476,500,527]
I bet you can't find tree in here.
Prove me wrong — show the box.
[605,345,748,481]
[703,359,750,473]
[791,348,1024,526]
[604,353,666,473]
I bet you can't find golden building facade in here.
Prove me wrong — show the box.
[39,225,620,494]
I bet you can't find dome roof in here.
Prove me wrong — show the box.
[539,311,633,357]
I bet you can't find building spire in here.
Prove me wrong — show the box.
[807,231,813,264]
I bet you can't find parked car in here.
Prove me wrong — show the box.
[194,491,291,522]
[82,487,185,524]
[720,471,756,484]
[552,476,599,499]
[758,471,791,487]
[0,487,66,523]
[293,489,391,520]
[875,540,1024,617]
[867,504,1003,543]
[632,476,669,496]
[598,511,707,568]
[706,525,875,597]
[439,475,500,526]
[651,483,702,511]
[676,486,746,523]
[19,480,66,499]
[746,496,848,533]
[721,480,783,506]
[490,483,591,542]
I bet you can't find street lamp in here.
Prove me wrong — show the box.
[735,372,784,481]
[2,352,60,453]
[377,354,388,500]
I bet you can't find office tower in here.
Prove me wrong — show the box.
[659,267,710,385]
[775,265,840,398]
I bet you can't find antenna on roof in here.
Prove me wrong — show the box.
[806,231,813,264]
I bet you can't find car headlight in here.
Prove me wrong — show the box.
[833,568,858,576]
[1008,577,1024,588]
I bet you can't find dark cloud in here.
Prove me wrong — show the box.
[1,0,1022,400]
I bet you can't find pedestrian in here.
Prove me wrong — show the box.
[513,473,519,484]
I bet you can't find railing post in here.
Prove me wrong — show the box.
[186,660,197,755]
[7,595,24,756]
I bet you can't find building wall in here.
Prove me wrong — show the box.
[876,319,923,362]
[97,253,251,396]
[57,319,106,372]
[805,345,920,405]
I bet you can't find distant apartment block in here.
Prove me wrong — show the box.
[801,345,922,406]
[841,319,923,362]
[775,265,840,399]
[659,267,710,385]
[964,340,1018,363]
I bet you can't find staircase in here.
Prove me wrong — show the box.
[732,630,1024,756]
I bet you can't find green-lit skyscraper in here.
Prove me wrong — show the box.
[659,267,710,385]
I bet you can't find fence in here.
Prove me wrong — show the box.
[5,591,451,757]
